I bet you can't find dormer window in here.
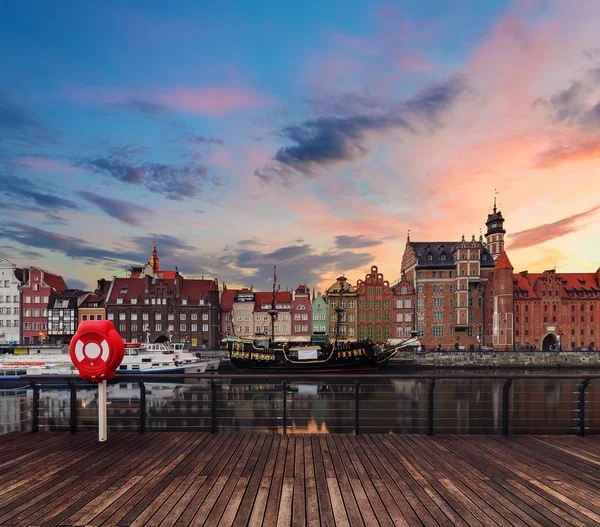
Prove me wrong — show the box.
[440,254,447,261]
[427,253,433,261]
[182,299,188,305]
[131,298,137,304]
[482,254,487,261]
[120,288,127,294]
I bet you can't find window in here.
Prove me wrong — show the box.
[13,295,18,302]
[24,296,31,303]
[417,272,423,279]
[90,315,95,320]
[417,285,423,294]
[295,325,301,332]
[24,308,30,317]
[433,311,443,321]
[302,314,308,321]
[405,299,412,308]
[417,299,424,308]
[131,324,137,331]
[433,326,444,337]
[107,313,114,320]
[405,313,412,322]
[376,300,382,308]
[397,313,403,322]
[180,313,186,321]
[119,324,126,332]
[182,299,187,306]
[24,322,30,330]
[119,313,126,320]
[348,300,354,308]
[34,296,40,304]
[434,298,443,308]
[82,315,88,321]
[376,288,382,295]
[302,325,308,332]
[168,313,174,320]
[33,283,39,291]
[117,298,123,304]
[396,300,403,309]
[155,324,161,331]
[192,324,198,331]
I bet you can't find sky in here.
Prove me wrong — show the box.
[1,0,599,292]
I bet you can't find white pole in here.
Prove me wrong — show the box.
[98,380,107,442]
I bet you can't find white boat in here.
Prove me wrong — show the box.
[0,341,217,380]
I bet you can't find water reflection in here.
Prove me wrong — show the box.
[1,371,599,434]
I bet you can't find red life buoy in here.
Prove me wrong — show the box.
[69,321,125,382]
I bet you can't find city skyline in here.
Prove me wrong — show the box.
[1,0,599,292]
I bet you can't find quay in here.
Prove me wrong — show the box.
[1,432,600,526]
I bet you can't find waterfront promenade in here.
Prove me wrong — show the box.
[1,432,599,526]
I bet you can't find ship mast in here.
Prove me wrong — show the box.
[268,266,280,345]
[334,278,349,347]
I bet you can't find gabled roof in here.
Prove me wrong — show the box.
[106,276,218,305]
[494,251,513,270]
[220,289,239,311]
[513,270,600,299]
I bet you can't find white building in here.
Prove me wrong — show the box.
[0,259,21,345]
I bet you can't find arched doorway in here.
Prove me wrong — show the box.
[542,333,556,351]
[154,334,169,343]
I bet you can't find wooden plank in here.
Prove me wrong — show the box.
[262,435,289,527]
[310,435,335,527]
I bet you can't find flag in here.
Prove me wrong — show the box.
[274,266,277,283]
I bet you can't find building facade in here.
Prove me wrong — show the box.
[105,273,221,350]
[311,291,328,343]
[15,267,67,345]
[253,291,292,339]
[391,275,416,339]
[0,259,21,345]
[486,258,600,351]
[356,266,393,343]
[401,234,496,350]
[47,290,90,344]
[78,279,109,324]
[291,285,312,338]
[325,276,357,340]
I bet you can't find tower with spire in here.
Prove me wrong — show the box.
[149,243,160,274]
[485,194,506,261]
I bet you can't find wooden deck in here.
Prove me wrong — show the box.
[1,433,600,527]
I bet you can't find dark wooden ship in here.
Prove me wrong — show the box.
[225,268,419,372]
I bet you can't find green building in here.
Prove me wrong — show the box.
[311,291,329,343]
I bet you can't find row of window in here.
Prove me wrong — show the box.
[294,314,309,321]
[294,325,309,332]
[23,296,49,304]
[330,300,355,309]
[234,325,289,334]
[23,322,48,330]
[312,325,326,332]
[313,313,327,321]
[0,295,19,303]
[0,308,19,315]
[108,313,209,321]
[0,320,19,327]
[116,297,206,306]
[119,323,210,333]
[396,327,414,337]
[330,327,355,336]
[358,312,391,322]
[81,314,102,321]
[357,326,388,339]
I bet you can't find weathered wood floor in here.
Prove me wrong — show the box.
[1,433,600,526]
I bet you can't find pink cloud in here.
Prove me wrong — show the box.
[395,52,436,72]
[157,87,267,115]
[17,157,77,174]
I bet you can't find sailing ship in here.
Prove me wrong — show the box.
[225,267,419,371]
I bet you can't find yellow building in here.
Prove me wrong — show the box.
[77,279,109,325]
[325,276,358,341]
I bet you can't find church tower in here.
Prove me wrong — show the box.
[485,196,506,261]
[149,243,160,274]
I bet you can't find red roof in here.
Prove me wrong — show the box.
[494,251,513,270]
[107,276,218,304]
[513,270,600,299]
[220,289,239,311]
[254,291,292,312]
[43,271,68,292]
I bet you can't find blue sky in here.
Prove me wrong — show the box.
[1,0,599,291]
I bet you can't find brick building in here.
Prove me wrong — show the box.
[15,267,67,345]
[487,255,600,351]
[326,276,357,340]
[291,285,311,339]
[401,234,496,350]
[105,273,221,350]
[356,266,393,343]
[391,275,415,340]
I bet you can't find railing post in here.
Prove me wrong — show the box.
[30,381,39,434]
[210,379,217,434]
[138,380,146,434]
[355,381,360,436]
[69,381,77,434]
[427,379,435,436]
[577,379,591,436]
[502,379,512,436]
[282,381,287,436]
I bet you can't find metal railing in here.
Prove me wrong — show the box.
[8,373,600,436]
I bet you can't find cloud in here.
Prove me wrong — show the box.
[0,223,146,264]
[534,68,600,128]
[334,235,383,249]
[534,140,600,169]
[115,98,170,117]
[186,135,224,146]
[0,91,57,146]
[257,77,466,183]
[228,242,375,289]
[77,151,209,200]
[157,87,267,115]
[508,204,600,250]
[0,174,79,212]
[67,278,91,291]
[78,191,152,226]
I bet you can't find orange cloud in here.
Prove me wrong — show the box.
[534,140,600,168]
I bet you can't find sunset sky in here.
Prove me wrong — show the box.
[1,0,599,292]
